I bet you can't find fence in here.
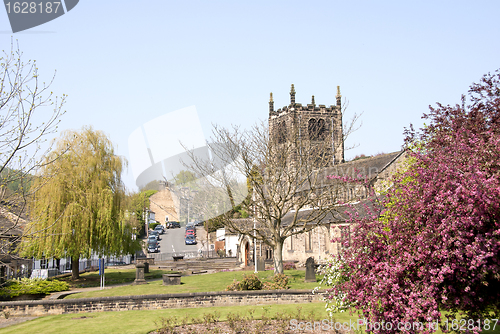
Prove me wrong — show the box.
[31,255,132,278]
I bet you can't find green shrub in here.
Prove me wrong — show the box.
[240,273,262,290]
[263,274,289,290]
[0,278,69,298]
[225,273,262,291]
[149,222,160,230]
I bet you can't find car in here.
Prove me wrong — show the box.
[147,244,159,253]
[167,221,181,229]
[185,230,195,237]
[185,235,197,245]
[148,236,158,245]
[154,225,165,234]
[194,220,204,227]
[150,230,160,240]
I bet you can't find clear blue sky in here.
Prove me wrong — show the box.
[1,1,499,191]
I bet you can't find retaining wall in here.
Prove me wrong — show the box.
[0,289,320,317]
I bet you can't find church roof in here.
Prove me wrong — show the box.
[322,151,404,182]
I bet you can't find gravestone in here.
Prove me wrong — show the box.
[163,274,181,285]
[305,257,316,282]
[133,262,147,285]
[256,257,266,271]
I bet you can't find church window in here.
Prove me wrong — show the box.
[308,118,326,141]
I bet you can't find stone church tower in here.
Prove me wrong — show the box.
[268,84,344,166]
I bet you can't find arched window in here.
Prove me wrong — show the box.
[308,118,326,140]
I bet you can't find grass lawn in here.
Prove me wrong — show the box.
[2,302,499,334]
[58,268,179,289]
[3,269,498,334]
[64,269,321,299]
[0,302,341,334]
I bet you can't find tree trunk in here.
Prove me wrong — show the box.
[71,256,80,280]
[273,239,284,275]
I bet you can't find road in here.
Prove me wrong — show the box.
[155,226,202,257]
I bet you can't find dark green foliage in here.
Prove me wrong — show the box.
[225,273,262,291]
[225,273,290,291]
[149,222,160,230]
[0,278,69,298]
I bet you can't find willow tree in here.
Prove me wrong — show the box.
[20,127,140,279]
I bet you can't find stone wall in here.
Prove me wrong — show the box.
[0,290,320,317]
[282,224,343,264]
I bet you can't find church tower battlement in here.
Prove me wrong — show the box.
[268,84,345,166]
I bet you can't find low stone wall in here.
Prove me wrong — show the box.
[0,290,320,317]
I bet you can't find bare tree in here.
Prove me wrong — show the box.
[185,110,361,274]
[0,40,66,279]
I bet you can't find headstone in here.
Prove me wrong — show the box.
[163,274,181,285]
[133,262,147,285]
[143,262,149,274]
[256,257,266,271]
[305,257,316,282]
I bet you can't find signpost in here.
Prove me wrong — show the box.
[99,258,105,290]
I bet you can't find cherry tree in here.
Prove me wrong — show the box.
[320,70,500,333]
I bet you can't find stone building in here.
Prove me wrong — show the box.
[234,85,407,267]
[268,84,344,166]
[149,181,179,226]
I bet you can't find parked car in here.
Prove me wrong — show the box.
[167,221,181,229]
[148,236,158,245]
[150,230,160,240]
[194,220,204,227]
[154,225,165,234]
[185,226,196,236]
[185,230,195,238]
[147,244,159,253]
[185,235,197,245]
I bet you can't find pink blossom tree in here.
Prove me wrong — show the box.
[323,70,500,333]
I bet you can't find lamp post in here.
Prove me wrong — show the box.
[252,192,257,273]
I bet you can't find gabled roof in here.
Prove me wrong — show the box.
[0,206,27,237]
[322,151,404,182]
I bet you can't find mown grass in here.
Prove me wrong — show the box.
[0,302,336,334]
[64,269,321,299]
[2,303,499,334]
[58,268,178,289]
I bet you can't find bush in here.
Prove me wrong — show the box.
[283,262,296,270]
[149,222,160,230]
[225,273,262,291]
[240,273,262,290]
[0,278,69,298]
[226,273,290,291]
[263,274,289,290]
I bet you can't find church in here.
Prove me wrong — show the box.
[233,84,406,267]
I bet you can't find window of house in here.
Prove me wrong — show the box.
[40,257,47,269]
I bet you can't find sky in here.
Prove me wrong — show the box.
[1,1,499,192]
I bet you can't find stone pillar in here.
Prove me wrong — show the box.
[134,263,147,285]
